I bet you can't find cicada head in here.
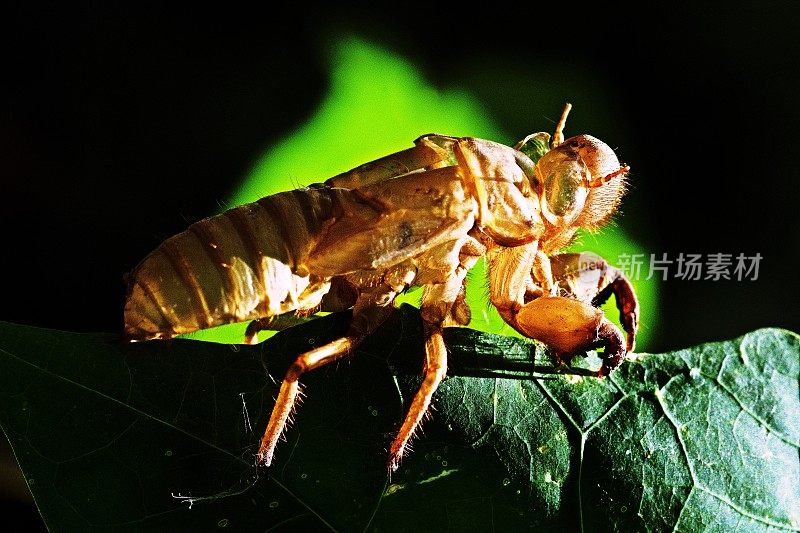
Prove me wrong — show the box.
[533,134,628,250]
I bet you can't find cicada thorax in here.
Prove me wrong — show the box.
[123,187,341,340]
[448,137,544,247]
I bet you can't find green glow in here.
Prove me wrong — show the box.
[230,36,502,205]
[189,35,658,351]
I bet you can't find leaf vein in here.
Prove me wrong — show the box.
[696,485,800,531]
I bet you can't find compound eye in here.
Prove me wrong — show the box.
[544,162,587,217]
[535,151,589,225]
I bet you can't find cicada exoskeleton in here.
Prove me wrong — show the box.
[124,104,639,470]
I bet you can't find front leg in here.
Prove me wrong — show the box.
[514,296,625,377]
[489,246,633,376]
[549,252,639,351]
[486,242,539,327]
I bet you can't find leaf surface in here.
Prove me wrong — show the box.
[1,306,797,531]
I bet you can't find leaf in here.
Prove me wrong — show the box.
[1,306,798,532]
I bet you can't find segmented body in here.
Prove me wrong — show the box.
[124,188,345,339]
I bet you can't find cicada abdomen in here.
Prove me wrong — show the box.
[123,187,339,341]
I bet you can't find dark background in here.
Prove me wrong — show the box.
[2,3,799,530]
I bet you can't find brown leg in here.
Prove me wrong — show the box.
[256,296,395,467]
[257,336,355,466]
[388,324,447,472]
[514,296,626,378]
[548,253,640,353]
[551,317,624,377]
[244,312,325,344]
[386,238,482,471]
[592,272,639,352]
[244,317,271,344]
[595,317,625,377]
[487,244,537,317]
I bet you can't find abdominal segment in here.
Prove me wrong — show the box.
[123,189,337,340]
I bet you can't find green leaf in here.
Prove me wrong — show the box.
[1,307,798,531]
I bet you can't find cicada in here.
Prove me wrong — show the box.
[124,104,639,471]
